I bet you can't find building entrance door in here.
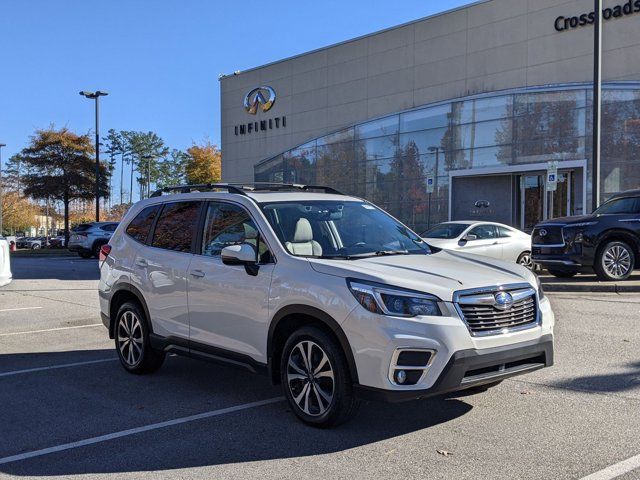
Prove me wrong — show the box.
[517,169,580,232]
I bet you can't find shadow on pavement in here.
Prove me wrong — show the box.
[0,349,473,476]
[551,361,640,394]
[9,256,99,281]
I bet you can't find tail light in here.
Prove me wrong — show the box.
[99,244,112,262]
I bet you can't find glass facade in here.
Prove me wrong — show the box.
[255,83,640,232]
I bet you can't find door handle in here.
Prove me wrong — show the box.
[190,269,205,278]
[135,259,148,268]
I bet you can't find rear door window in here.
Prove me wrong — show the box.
[151,202,201,252]
[126,205,161,244]
[100,223,118,232]
[469,224,497,240]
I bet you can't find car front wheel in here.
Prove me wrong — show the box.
[517,251,533,269]
[115,301,165,374]
[594,241,635,281]
[280,326,359,427]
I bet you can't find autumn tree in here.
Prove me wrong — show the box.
[185,141,222,184]
[0,191,39,233]
[19,127,109,243]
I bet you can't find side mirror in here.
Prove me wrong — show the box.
[460,233,477,244]
[221,244,256,265]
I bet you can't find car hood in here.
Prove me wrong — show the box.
[308,250,536,302]
[536,214,597,226]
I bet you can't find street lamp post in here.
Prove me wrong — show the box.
[0,143,5,235]
[427,146,441,229]
[79,90,108,221]
[592,0,602,212]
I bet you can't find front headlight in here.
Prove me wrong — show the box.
[347,280,442,317]
[535,275,546,300]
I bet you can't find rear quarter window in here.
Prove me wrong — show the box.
[125,205,161,244]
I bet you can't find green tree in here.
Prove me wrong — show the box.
[19,127,109,242]
[156,149,187,189]
[104,129,127,205]
[126,131,169,199]
[185,141,222,184]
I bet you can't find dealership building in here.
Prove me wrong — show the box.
[220,0,640,232]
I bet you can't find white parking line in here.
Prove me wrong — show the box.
[0,396,284,465]
[0,307,43,313]
[580,453,640,480]
[0,358,117,378]
[0,323,103,336]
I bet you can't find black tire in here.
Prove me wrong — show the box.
[78,251,93,259]
[31,243,41,250]
[114,301,165,374]
[548,268,578,278]
[594,240,635,281]
[280,326,360,427]
[92,242,105,259]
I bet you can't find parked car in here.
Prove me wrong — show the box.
[49,236,67,248]
[15,237,44,250]
[68,222,119,258]
[99,183,554,427]
[532,189,640,281]
[0,237,11,286]
[422,221,533,269]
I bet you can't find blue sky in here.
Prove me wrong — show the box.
[0,0,474,197]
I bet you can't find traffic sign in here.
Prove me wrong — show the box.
[426,175,435,194]
[546,161,558,192]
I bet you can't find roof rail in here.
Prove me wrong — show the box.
[227,183,345,195]
[150,183,248,197]
[150,182,345,197]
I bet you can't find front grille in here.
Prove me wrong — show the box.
[532,226,564,246]
[455,286,539,336]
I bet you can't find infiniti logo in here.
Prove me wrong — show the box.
[494,291,514,310]
[243,86,276,115]
[539,229,548,237]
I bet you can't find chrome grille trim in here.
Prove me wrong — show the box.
[453,283,541,337]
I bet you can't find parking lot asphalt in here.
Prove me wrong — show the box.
[1,256,639,480]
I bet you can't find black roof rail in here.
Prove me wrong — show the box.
[227,183,345,195]
[149,182,345,198]
[150,183,248,197]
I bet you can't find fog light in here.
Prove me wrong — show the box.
[395,370,407,384]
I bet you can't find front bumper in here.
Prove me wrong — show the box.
[354,334,553,402]
[342,295,554,395]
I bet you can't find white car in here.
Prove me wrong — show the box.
[422,221,533,269]
[99,184,554,427]
[0,237,12,287]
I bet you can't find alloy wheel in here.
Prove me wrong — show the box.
[287,340,335,417]
[518,253,533,269]
[603,245,632,278]
[117,311,144,366]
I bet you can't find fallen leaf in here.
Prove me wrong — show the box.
[437,449,453,457]
[623,339,630,343]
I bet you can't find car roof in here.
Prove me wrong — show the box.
[438,221,516,228]
[609,189,640,199]
[135,190,362,205]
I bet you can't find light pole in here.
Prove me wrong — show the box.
[79,90,108,221]
[0,143,5,235]
[592,0,603,212]
[427,146,441,229]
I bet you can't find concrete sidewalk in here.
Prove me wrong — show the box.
[540,271,640,293]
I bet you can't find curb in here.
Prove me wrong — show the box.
[542,282,640,293]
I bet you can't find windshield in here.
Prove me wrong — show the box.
[593,196,640,215]
[422,223,469,239]
[260,201,430,259]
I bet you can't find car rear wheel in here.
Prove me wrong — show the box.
[548,268,578,278]
[517,252,533,269]
[280,326,359,427]
[115,301,165,374]
[31,243,40,250]
[594,241,635,281]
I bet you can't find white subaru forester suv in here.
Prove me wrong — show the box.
[99,183,554,427]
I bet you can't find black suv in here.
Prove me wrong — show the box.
[532,189,640,281]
